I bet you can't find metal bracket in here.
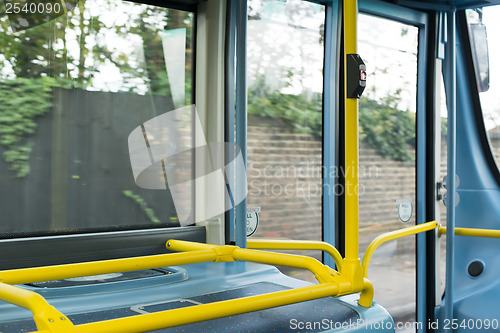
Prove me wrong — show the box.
[439,175,460,207]
[436,181,444,201]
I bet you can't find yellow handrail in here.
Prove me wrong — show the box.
[167,240,341,285]
[342,0,365,295]
[344,0,360,263]
[0,251,217,285]
[0,283,76,333]
[0,239,374,333]
[6,222,500,332]
[439,225,500,238]
[361,221,438,279]
[166,240,374,307]
[247,239,343,269]
[75,283,341,333]
[357,221,500,304]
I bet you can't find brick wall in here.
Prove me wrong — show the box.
[247,116,322,243]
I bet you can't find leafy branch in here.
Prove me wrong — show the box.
[122,190,161,223]
[248,76,322,136]
[359,95,416,161]
[0,77,55,177]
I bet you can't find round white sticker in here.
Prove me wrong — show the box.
[246,211,259,237]
[397,201,413,223]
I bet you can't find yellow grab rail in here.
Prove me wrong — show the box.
[0,251,217,285]
[361,221,438,279]
[342,0,365,295]
[246,239,344,269]
[0,283,76,333]
[7,222,500,332]
[357,221,500,303]
[75,283,341,333]
[361,222,500,280]
[168,240,342,285]
[0,239,374,333]
[166,240,374,307]
[439,225,500,238]
[5,219,500,333]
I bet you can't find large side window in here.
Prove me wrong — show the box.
[246,0,325,276]
[467,7,500,167]
[0,1,194,236]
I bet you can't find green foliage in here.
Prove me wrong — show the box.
[248,77,322,136]
[0,2,194,178]
[122,190,161,224]
[441,117,448,137]
[0,77,55,177]
[248,78,416,161]
[359,96,416,161]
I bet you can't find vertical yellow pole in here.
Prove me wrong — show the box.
[341,0,363,291]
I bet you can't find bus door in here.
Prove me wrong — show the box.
[355,3,429,332]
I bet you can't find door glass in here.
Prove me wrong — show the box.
[438,70,448,299]
[358,14,418,332]
[246,0,325,281]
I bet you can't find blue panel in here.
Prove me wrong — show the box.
[435,9,500,331]
[453,283,500,333]
[435,191,500,332]
[453,191,500,295]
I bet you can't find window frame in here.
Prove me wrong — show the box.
[0,0,210,268]
[232,0,330,250]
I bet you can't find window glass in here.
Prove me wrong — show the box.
[358,13,418,332]
[246,0,325,279]
[438,70,448,299]
[0,0,194,236]
[467,7,500,165]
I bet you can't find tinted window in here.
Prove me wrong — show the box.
[0,0,194,236]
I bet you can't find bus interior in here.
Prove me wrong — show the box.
[1,0,500,332]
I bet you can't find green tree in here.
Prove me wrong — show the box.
[0,0,193,177]
[132,8,193,96]
[0,77,54,177]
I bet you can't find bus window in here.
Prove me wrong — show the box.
[438,69,448,300]
[246,0,325,280]
[0,1,194,236]
[468,6,500,168]
[358,13,419,331]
